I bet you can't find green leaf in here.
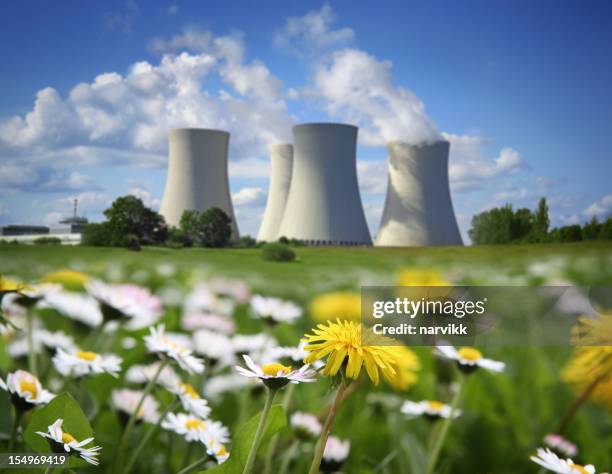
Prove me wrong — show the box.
[203,404,287,474]
[23,393,95,468]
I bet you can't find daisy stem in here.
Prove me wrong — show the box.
[115,359,169,471]
[8,409,23,451]
[242,386,277,474]
[26,310,37,376]
[263,383,295,474]
[175,455,209,474]
[307,378,349,474]
[278,439,299,474]
[122,399,180,474]
[426,373,466,474]
[556,373,606,435]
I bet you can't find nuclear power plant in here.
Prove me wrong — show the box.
[276,123,372,245]
[375,140,463,246]
[257,144,293,242]
[160,128,239,238]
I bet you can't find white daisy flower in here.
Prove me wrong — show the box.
[86,280,162,329]
[144,324,205,374]
[193,329,235,367]
[111,389,160,424]
[322,436,350,472]
[262,342,325,370]
[235,354,316,389]
[8,329,76,358]
[208,277,251,304]
[185,284,234,316]
[0,370,55,410]
[531,447,596,473]
[161,413,208,442]
[435,345,505,373]
[250,295,303,324]
[290,411,322,438]
[125,362,182,389]
[36,418,102,465]
[231,333,276,357]
[544,434,579,458]
[400,400,461,420]
[53,348,123,378]
[201,420,231,464]
[40,290,103,327]
[168,381,211,419]
[181,312,236,334]
[203,373,257,401]
[156,262,177,277]
[1,292,28,319]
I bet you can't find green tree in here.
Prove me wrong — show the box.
[178,207,233,247]
[550,225,582,242]
[531,197,550,241]
[103,195,168,246]
[600,217,612,240]
[582,217,602,240]
[81,222,114,246]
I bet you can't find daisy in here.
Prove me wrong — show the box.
[161,413,208,442]
[203,374,257,400]
[235,354,316,389]
[0,370,55,411]
[53,348,122,378]
[303,319,400,385]
[8,329,76,358]
[250,295,303,324]
[168,381,212,419]
[86,280,163,329]
[182,312,236,334]
[185,284,233,316]
[193,329,236,368]
[544,434,578,458]
[290,411,322,438]
[321,436,350,473]
[124,362,181,389]
[400,400,461,420]
[209,277,251,303]
[435,345,505,374]
[36,418,102,465]
[111,389,160,424]
[39,290,103,327]
[144,324,205,374]
[232,333,276,357]
[531,447,596,473]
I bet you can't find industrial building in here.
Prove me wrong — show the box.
[159,128,239,238]
[277,123,372,246]
[375,140,463,246]
[257,144,293,242]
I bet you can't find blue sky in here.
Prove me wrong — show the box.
[1,0,610,240]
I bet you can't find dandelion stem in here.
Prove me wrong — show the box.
[123,399,180,474]
[8,410,23,451]
[262,383,295,474]
[26,310,37,376]
[556,373,606,435]
[175,455,209,474]
[308,378,349,474]
[115,359,169,472]
[426,373,466,474]
[242,386,277,474]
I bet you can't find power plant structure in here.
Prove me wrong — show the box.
[257,144,293,242]
[375,140,463,246]
[276,123,372,246]
[160,128,239,238]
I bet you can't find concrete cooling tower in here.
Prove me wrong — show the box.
[257,144,293,242]
[159,128,239,238]
[375,140,462,247]
[277,123,372,246]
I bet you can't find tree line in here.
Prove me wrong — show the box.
[468,197,612,245]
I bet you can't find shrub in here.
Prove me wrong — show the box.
[82,222,114,246]
[122,234,141,251]
[233,235,257,248]
[179,207,233,248]
[33,237,62,245]
[261,243,296,262]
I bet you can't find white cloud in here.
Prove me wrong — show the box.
[274,4,355,56]
[232,187,266,207]
[357,160,388,195]
[583,194,612,219]
[105,0,140,34]
[128,187,161,210]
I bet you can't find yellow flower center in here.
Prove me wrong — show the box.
[427,401,445,411]
[567,463,589,474]
[162,337,186,351]
[261,363,292,377]
[180,383,199,399]
[76,351,98,361]
[458,347,482,362]
[217,444,228,456]
[61,432,76,444]
[19,379,38,398]
[185,419,205,430]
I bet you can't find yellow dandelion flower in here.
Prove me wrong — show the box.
[384,346,420,391]
[397,268,450,287]
[309,291,361,323]
[303,319,399,385]
[40,270,89,292]
[0,277,26,292]
[588,376,612,410]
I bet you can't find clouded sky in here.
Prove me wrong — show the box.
[1,0,610,241]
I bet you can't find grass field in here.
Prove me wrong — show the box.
[1,241,611,473]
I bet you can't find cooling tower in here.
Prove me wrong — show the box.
[257,144,293,242]
[375,140,462,246]
[277,123,372,246]
[160,128,239,237]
